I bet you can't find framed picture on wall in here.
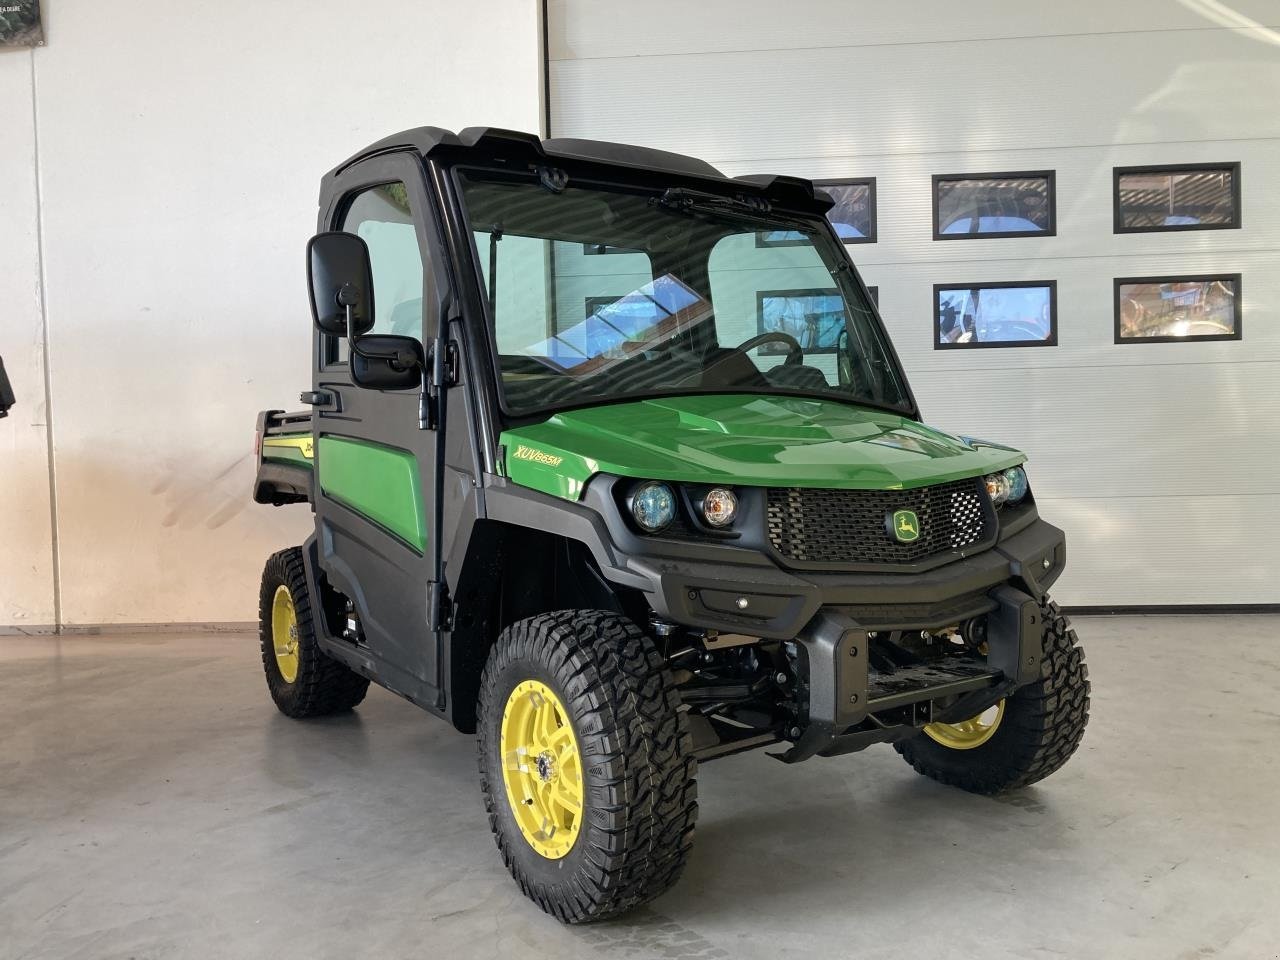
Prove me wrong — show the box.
[932,171,1055,239]
[1113,274,1241,343]
[0,0,42,46]
[756,288,845,354]
[758,178,876,246]
[1113,164,1240,233]
[934,281,1057,349]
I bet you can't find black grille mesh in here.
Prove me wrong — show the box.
[765,478,990,565]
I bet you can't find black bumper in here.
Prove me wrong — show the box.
[632,517,1065,639]
[626,517,1065,763]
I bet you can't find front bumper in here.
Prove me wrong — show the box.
[625,516,1066,763]
[631,516,1065,639]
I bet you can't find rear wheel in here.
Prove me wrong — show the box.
[258,547,370,718]
[895,599,1089,794]
[477,610,697,923]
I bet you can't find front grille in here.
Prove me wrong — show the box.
[765,478,991,565]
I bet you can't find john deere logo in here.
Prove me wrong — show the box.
[889,509,920,543]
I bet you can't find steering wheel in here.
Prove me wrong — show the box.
[733,331,803,365]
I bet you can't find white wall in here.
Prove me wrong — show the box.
[548,0,1280,606]
[0,50,56,632]
[1,0,542,629]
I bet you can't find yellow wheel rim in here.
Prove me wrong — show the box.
[499,680,583,860]
[271,585,300,683]
[924,699,1006,750]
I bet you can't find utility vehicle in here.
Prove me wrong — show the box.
[253,126,1090,923]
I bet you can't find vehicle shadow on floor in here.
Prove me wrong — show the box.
[607,769,1072,928]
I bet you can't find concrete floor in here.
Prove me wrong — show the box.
[2,617,1278,960]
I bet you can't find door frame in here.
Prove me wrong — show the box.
[309,149,450,712]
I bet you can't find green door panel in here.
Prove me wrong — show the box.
[500,394,1025,501]
[318,436,426,552]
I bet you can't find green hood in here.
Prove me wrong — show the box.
[500,394,1025,501]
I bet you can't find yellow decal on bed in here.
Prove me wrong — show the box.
[263,436,315,459]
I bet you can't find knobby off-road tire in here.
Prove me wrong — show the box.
[258,547,370,718]
[895,599,1090,794]
[477,610,697,923]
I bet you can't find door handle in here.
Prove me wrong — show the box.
[300,390,332,406]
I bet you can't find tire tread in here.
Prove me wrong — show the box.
[477,610,697,923]
[259,547,369,718]
[894,599,1090,794]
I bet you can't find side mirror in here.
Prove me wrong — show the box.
[351,335,424,391]
[307,232,375,336]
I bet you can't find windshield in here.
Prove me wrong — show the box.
[458,170,912,418]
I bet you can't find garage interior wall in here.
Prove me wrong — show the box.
[547,0,1280,607]
[0,0,542,632]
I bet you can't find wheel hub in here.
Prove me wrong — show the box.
[499,680,583,859]
[924,699,1006,750]
[270,585,300,683]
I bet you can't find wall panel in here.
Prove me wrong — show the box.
[550,0,1280,605]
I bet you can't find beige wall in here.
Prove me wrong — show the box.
[1,0,542,630]
[0,50,56,631]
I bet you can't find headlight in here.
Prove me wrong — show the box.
[701,487,737,527]
[984,466,1029,508]
[630,481,676,532]
[1003,466,1029,504]
[984,471,1011,507]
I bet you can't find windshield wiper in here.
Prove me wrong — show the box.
[652,187,814,234]
[658,187,770,213]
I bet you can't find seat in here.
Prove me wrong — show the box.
[765,364,829,391]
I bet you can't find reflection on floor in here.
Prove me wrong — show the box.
[2,616,1278,959]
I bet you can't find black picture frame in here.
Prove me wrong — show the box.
[1112,273,1242,344]
[931,171,1056,240]
[757,177,877,247]
[1112,163,1241,234]
[933,280,1058,350]
[755,287,845,355]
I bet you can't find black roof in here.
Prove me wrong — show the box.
[324,126,830,212]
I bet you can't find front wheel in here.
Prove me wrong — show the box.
[476,610,697,923]
[895,599,1090,794]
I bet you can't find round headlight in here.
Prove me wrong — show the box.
[631,481,676,532]
[1003,466,1029,504]
[984,472,1011,507]
[702,487,738,527]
